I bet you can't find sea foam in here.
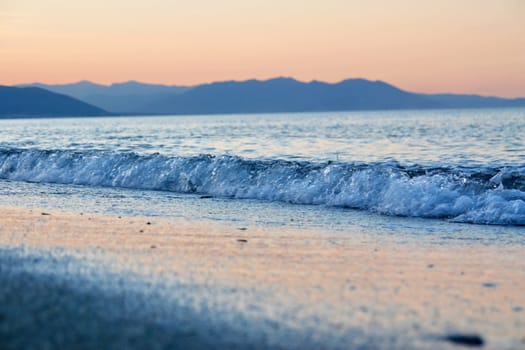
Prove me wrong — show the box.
[0,148,523,226]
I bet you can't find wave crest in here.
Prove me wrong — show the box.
[0,148,524,225]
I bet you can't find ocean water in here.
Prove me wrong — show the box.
[0,108,524,227]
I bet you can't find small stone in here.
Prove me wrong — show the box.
[237,239,248,243]
[146,222,151,225]
[238,227,247,231]
[427,264,434,268]
[150,245,156,249]
[41,212,51,216]
[139,230,144,233]
[200,195,212,199]
[513,306,523,313]
[444,334,484,347]
[482,282,497,288]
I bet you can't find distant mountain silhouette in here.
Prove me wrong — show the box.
[18,78,525,115]
[19,81,190,113]
[420,93,525,108]
[0,86,107,117]
[139,78,442,114]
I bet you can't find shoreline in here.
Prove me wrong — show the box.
[0,206,524,349]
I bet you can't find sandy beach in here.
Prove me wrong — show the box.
[0,206,523,349]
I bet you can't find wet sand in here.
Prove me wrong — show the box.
[0,206,524,349]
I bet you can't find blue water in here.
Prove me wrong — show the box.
[0,108,524,226]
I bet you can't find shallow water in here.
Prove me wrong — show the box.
[0,108,524,226]
[0,179,523,246]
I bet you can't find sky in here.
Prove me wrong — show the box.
[1,0,524,97]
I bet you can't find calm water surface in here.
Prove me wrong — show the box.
[0,108,523,165]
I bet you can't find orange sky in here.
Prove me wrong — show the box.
[1,0,524,97]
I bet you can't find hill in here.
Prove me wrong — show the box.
[0,86,107,117]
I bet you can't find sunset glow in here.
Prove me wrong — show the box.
[1,0,524,97]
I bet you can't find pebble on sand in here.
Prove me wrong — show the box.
[444,334,484,347]
[482,282,497,288]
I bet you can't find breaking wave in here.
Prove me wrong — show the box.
[0,148,524,226]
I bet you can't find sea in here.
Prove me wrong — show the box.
[0,108,524,235]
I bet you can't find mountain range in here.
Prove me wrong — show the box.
[3,77,524,117]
